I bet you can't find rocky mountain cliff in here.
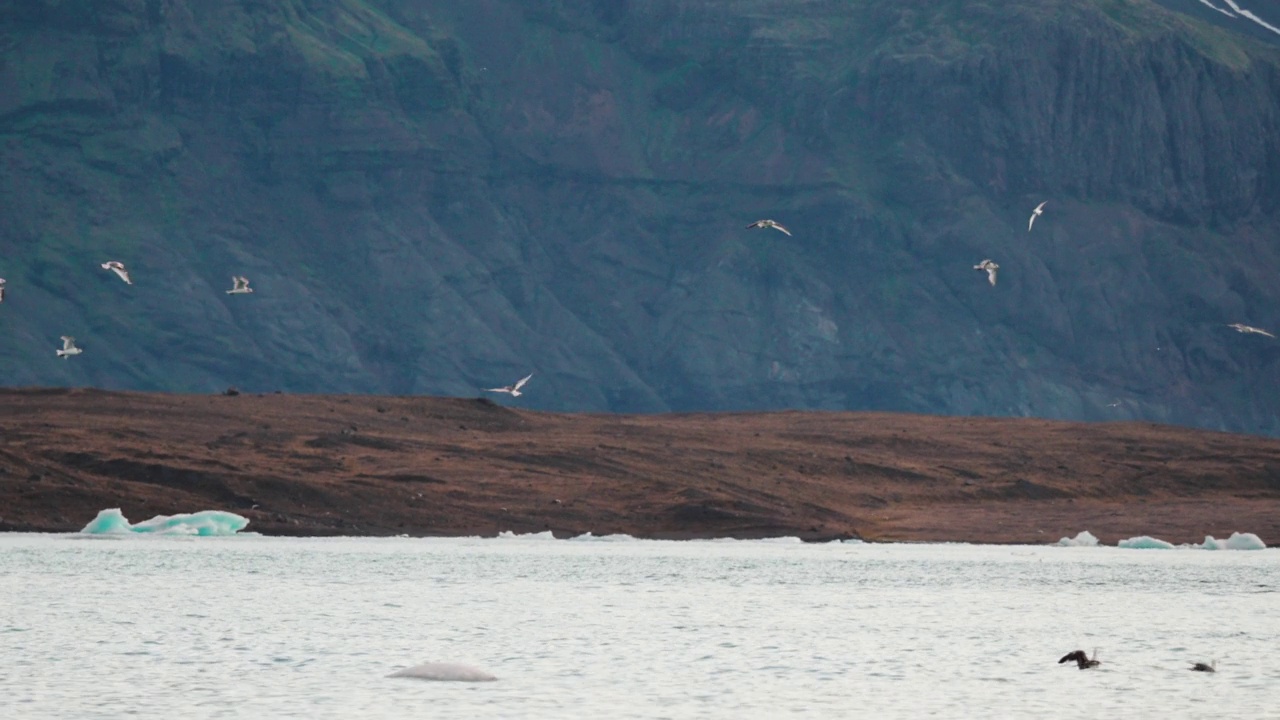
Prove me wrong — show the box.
[1,0,1278,433]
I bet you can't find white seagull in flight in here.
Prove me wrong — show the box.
[1028,201,1047,232]
[746,219,792,236]
[101,261,132,285]
[1228,323,1276,339]
[226,276,254,294]
[56,335,83,359]
[973,259,999,286]
[486,373,533,397]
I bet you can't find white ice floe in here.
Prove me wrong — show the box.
[1198,532,1266,550]
[80,508,249,536]
[1056,530,1099,547]
[388,663,497,682]
[1118,535,1176,550]
[1058,529,1267,549]
[568,532,641,542]
[496,530,559,541]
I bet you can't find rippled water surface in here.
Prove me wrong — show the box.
[2,533,1277,719]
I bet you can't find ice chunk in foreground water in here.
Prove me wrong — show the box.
[80,508,249,536]
[388,663,497,682]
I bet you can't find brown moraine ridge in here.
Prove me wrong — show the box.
[1,388,1278,544]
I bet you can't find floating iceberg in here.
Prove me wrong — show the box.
[1058,529,1267,550]
[388,662,497,682]
[80,508,249,536]
[1197,532,1266,550]
[568,532,640,542]
[1118,535,1176,550]
[1056,530,1099,547]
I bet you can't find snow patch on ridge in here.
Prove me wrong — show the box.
[1220,1,1280,36]
[1195,0,1237,18]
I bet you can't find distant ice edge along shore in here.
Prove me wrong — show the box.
[1057,529,1267,550]
[73,508,1268,549]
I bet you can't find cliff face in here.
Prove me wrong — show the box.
[1,0,1278,433]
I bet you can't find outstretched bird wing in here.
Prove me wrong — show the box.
[513,373,534,392]
[771,223,792,236]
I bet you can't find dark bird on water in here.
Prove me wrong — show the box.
[1190,661,1216,673]
[1059,649,1101,669]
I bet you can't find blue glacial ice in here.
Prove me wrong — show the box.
[80,508,249,536]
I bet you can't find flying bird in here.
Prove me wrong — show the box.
[1227,323,1275,339]
[974,259,999,286]
[485,373,533,397]
[1190,661,1216,673]
[746,219,792,236]
[101,261,132,285]
[1058,649,1100,669]
[56,336,83,359]
[226,276,254,295]
[1028,201,1047,231]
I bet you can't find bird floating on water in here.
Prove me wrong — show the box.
[974,259,999,286]
[1028,201,1047,231]
[101,261,132,285]
[1227,323,1275,339]
[226,276,254,295]
[56,335,82,359]
[0,277,6,303]
[1190,661,1216,673]
[1058,649,1100,669]
[485,373,533,397]
[746,219,792,236]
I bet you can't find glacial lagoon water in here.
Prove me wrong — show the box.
[2,531,1278,719]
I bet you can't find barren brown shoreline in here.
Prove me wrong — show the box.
[1,388,1278,544]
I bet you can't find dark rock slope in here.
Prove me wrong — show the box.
[0,0,1277,433]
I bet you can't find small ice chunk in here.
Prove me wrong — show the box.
[389,662,497,682]
[1056,531,1099,547]
[1118,535,1175,549]
[80,508,249,536]
[1199,532,1267,550]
